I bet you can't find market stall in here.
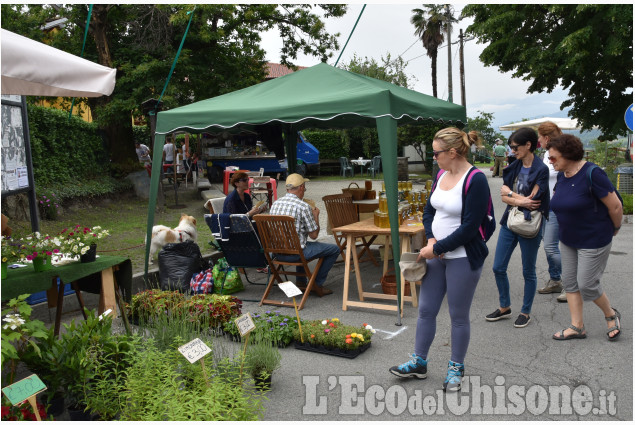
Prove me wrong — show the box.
[148,62,466,320]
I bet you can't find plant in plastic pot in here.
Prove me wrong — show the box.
[245,337,281,391]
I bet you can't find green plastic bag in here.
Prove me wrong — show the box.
[212,258,244,294]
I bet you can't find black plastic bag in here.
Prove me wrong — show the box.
[158,240,205,292]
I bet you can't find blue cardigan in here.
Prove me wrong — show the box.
[423,170,490,270]
[500,155,550,225]
[223,189,252,214]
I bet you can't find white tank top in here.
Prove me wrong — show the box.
[430,169,469,259]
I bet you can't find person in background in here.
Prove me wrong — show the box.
[546,134,623,341]
[492,138,507,177]
[389,127,490,392]
[223,172,265,217]
[536,122,565,300]
[486,127,549,328]
[135,142,152,177]
[506,141,517,165]
[162,137,176,183]
[269,173,340,297]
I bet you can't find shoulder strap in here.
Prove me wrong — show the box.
[460,166,479,223]
[430,168,445,194]
[586,164,600,212]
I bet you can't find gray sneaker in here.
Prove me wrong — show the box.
[538,279,563,294]
[557,289,568,303]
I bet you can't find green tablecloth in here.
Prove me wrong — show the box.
[1,256,132,303]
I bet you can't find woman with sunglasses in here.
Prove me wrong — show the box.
[223,172,265,216]
[390,127,490,392]
[546,134,622,341]
[486,127,549,328]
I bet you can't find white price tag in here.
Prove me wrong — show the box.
[278,281,303,298]
[178,338,212,364]
[234,313,256,337]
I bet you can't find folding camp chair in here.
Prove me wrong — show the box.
[253,215,323,311]
[322,193,379,266]
[204,214,269,289]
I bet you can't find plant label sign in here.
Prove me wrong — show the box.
[278,281,303,298]
[2,374,46,406]
[234,312,256,336]
[178,338,212,364]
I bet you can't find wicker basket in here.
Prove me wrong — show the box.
[342,182,366,200]
[380,271,412,296]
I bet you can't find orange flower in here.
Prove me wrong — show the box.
[362,323,368,327]
[329,322,336,327]
[345,338,353,344]
[346,334,351,338]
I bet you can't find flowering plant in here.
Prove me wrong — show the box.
[1,235,26,264]
[294,318,374,351]
[60,225,109,256]
[223,310,299,347]
[127,290,242,329]
[21,232,63,260]
[38,192,60,220]
[1,399,47,421]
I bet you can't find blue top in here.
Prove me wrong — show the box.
[223,189,252,214]
[501,155,550,225]
[551,162,615,249]
[424,168,490,270]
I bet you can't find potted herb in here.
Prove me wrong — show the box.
[245,338,282,391]
[293,318,375,359]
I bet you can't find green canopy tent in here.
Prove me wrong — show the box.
[148,62,466,321]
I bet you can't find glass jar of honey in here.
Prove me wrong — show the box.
[378,193,388,212]
[407,181,413,191]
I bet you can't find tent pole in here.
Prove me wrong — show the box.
[377,116,402,325]
[144,132,166,283]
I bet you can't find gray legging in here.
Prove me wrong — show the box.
[414,257,482,364]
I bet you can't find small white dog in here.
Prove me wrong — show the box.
[148,213,198,263]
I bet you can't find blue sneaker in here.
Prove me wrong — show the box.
[389,354,427,379]
[443,360,464,392]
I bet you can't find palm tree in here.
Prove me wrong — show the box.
[411,4,450,98]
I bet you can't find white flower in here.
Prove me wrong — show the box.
[2,314,25,330]
[321,320,327,325]
[365,324,376,334]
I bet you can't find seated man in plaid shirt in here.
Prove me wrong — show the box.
[269,173,340,296]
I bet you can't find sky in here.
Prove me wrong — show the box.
[259,3,573,135]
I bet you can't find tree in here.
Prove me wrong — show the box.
[462,4,633,140]
[1,4,347,166]
[466,110,504,148]
[410,4,457,98]
[342,53,412,88]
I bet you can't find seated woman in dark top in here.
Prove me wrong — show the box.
[223,172,265,217]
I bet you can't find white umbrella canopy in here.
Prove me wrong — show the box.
[1,29,116,97]
[499,117,581,131]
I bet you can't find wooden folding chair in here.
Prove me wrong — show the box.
[253,215,324,311]
[322,193,379,267]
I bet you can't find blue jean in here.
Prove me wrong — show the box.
[492,223,543,314]
[542,210,561,281]
[415,257,482,364]
[276,241,340,287]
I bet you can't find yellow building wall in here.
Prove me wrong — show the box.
[36,98,93,122]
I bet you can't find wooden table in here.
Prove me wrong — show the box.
[1,256,131,335]
[333,218,426,314]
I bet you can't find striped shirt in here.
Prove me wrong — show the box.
[269,193,318,248]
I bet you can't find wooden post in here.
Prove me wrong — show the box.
[199,358,210,388]
[239,332,250,384]
[26,396,41,421]
[292,297,304,343]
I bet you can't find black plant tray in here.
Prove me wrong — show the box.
[294,341,371,359]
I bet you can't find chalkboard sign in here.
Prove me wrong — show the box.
[2,374,47,406]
